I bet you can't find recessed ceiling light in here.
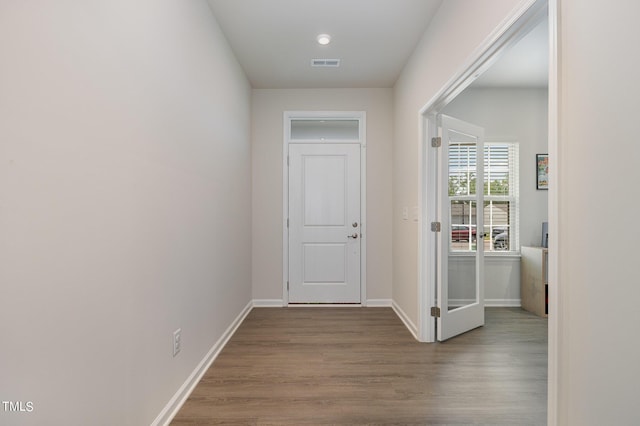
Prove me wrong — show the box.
[317,34,331,45]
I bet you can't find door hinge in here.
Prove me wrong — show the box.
[287,281,289,290]
[431,136,442,148]
[287,155,290,166]
[287,218,289,228]
[431,222,441,232]
[430,306,441,317]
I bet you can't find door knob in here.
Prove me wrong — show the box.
[347,233,359,239]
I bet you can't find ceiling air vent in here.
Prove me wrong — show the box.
[311,59,340,67]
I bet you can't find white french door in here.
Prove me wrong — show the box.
[288,143,361,303]
[437,114,485,340]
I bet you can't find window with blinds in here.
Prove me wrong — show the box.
[449,142,519,252]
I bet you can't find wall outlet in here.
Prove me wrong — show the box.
[173,328,181,357]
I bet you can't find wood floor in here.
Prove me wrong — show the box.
[172,307,547,425]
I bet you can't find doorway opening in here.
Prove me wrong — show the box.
[417,0,557,420]
[419,0,548,339]
[420,3,549,341]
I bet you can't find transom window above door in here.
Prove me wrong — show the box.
[290,119,360,141]
[285,112,365,144]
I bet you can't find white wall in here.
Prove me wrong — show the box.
[393,0,525,326]
[443,88,548,304]
[556,1,640,424]
[0,2,251,425]
[252,89,393,304]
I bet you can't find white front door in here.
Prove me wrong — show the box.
[288,143,361,303]
[437,114,485,340]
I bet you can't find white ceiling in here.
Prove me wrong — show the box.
[472,17,548,88]
[207,0,442,89]
[207,0,548,90]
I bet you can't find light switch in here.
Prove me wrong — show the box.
[402,206,409,221]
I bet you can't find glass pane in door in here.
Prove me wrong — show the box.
[448,138,480,312]
[448,200,478,311]
[450,200,477,251]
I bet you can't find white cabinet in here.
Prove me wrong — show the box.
[520,246,548,317]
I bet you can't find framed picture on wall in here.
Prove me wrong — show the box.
[536,153,549,190]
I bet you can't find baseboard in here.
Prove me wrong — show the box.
[486,298,521,307]
[391,300,419,340]
[286,303,363,307]
[365,299,392,307]
[152,300,253,426]
[253,299,392,308]
[252,299,285,307]
[449,298,521,308]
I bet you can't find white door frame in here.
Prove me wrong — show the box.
[416,0,559,423]
[282,111,367,306]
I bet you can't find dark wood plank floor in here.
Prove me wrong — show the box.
[172,307,547,425]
